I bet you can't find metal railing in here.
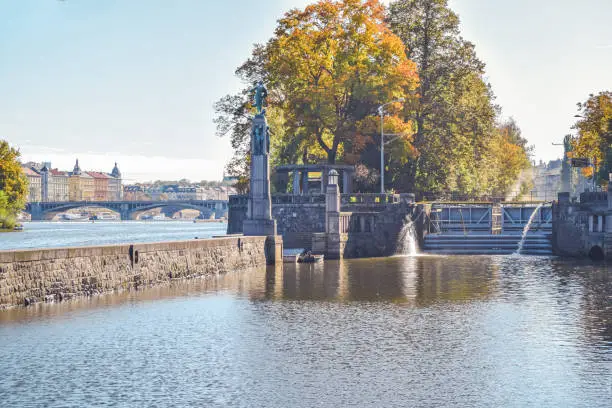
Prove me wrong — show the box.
[579,191,607,203]
[228,193,413,207]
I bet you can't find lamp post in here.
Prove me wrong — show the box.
[378,98,405,194]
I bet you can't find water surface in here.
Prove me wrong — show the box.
[0,221,227,250]
[0,255,609,407]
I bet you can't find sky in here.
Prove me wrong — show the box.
[1,0,611,182]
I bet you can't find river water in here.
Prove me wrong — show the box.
[0,254,610,407]
[0,221,228,250]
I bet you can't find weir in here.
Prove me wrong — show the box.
[423,202,553,255]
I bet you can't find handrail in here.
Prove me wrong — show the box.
[459,208,467,236]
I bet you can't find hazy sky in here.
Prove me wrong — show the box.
[1,0,611,182]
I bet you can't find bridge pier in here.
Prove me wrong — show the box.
[29,203,43,221]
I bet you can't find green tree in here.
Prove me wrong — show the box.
[388,0,530,197]
[0,140,28,228]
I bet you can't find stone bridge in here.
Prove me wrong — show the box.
[24,200,229,221]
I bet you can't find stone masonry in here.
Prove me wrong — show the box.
[0,236,269,309]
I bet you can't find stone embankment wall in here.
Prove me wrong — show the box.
[0,236,269,309]
[552,192,609,258]
[342,204,424,258]
[228,194,416,250]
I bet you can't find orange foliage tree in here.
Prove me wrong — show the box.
[216,0,419,176]
[571,91,612,181]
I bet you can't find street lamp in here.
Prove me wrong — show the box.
[378,98,405,194]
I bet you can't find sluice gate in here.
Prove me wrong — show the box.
[424,203,553,255]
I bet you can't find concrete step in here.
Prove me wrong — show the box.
[423,238,552,244]
[424,244,551,250]
[424,240,551,246]
[423,233,553,256]
[422,248,553,255]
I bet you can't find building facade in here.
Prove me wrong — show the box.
[87,172,110,201]
[39,165,70,202]
[49,169,70,202]
[22,166,42,202]
[108,163,122,200]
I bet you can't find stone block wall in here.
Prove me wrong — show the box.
[552,197,607,257]
[273,205,325,249]
[0,236,268,309]
[343,204,422,258]
[228,197,325,249]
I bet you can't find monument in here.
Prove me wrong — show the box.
[243,81,278,237]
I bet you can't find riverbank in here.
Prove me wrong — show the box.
[0,235,280,309]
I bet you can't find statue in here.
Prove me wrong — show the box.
[252,122,268,155]
[251,81,268,115]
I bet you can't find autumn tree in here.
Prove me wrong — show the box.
[266,0,418,164]
[215,0,419,182]
[571,91,612,182]
[481,119,532,198]
[0,140,28,228]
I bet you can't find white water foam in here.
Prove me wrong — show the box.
[514,203,544,255]
[397,220,418,256]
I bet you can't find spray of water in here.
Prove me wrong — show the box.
[514,203,544,255]
[397,220,418,256]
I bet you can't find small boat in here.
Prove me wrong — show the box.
[298,251,323,263]
[13,225,24,231]
[283,248,303,263]
[283,254,299,263]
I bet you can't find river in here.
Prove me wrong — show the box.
[0,254,609,407]
[0,221,228,250]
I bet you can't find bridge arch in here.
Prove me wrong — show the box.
[129,203,214,220]
[26,200,228,221]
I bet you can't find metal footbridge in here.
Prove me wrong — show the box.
[423,203,553,255]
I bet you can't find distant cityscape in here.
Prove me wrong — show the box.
[529,159,590,202]
[21,159,237,203]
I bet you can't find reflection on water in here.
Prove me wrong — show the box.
[0,255,610,407]
[264,256,498,305]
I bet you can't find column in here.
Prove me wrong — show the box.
[302,171,309,195]
[342,171,350,194]
[292,170,300,195]
[320,171,326,194]
[325,170,343,259]
[598,215,603,232]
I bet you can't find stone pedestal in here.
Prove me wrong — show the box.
[243,219,277,236]
[318,169,347,259]
[243,114,277,236]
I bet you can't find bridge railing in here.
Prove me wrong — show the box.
[340,193,400,205]
[579,191,607,203]
[272,194,326,205]
[229,193,413,207]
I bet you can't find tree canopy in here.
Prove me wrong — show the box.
[216,0,532,199]
[0,140,27,228]
[387,0,530,197]
[570,91,612,182]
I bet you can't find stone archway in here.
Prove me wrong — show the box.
[588,245,604,261]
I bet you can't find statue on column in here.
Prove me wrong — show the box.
[243,80,277,238]
[251,81,268,116]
